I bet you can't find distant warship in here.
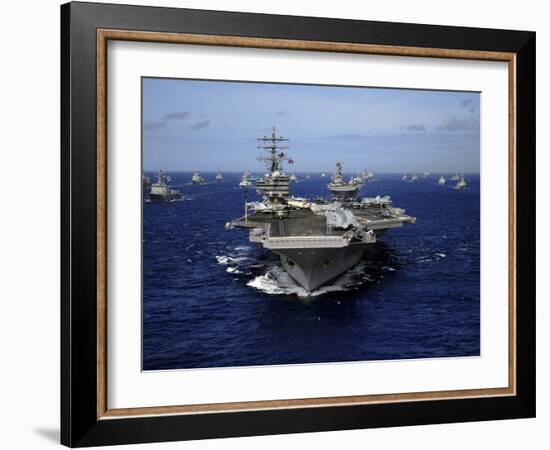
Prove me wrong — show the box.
[438,175,446,185]
[142,173,151,191]
[361,170,374,182]
[328,161,362,201]
[191,170,205,184]
[148,170,182,202]
[215,170,224,182]
[455,175,467,189]
[351,175,363,185]
[226,127,415,292]
[239,171,252,188]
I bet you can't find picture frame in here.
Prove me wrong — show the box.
[61,1,535,447]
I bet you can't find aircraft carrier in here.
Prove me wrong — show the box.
[226,127,415,292]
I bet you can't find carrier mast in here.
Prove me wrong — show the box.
[256,127,290,174]
[254,127,293,203]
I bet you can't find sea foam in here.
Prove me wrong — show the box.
[215,255,248,265]
[246,261,373,297]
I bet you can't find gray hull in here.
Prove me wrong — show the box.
[148,193,181,202]
[275,243,368,291]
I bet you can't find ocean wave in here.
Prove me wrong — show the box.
[215,255,248,265]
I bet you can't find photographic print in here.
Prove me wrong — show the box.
[141,78,480,371]
[62,6,535,444]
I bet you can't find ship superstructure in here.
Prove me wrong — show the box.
[226,128,415,292]
[328,161,362,201]
[239,171,252,188]
[254,128,293,203]
[142,173,151,191]
[191,170,205,184]
[148,170,182,202]
[455,175,467,189]
[215,170,224,182]
[361,170,374,182]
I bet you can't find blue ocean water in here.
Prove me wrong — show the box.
[142,173,480,370]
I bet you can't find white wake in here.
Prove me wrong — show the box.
[246,262,376,297]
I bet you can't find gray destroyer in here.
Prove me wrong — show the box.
[148,170,182,202]
[226,128,415,292]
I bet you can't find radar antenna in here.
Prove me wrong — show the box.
[257,126,291,173]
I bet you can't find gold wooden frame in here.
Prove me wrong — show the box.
[96,29,516,420]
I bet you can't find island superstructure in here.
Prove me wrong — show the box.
[225,127,415,292]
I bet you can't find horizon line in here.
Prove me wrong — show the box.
[143,169,481,174]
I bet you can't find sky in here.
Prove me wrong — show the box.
[142,77,480,174]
